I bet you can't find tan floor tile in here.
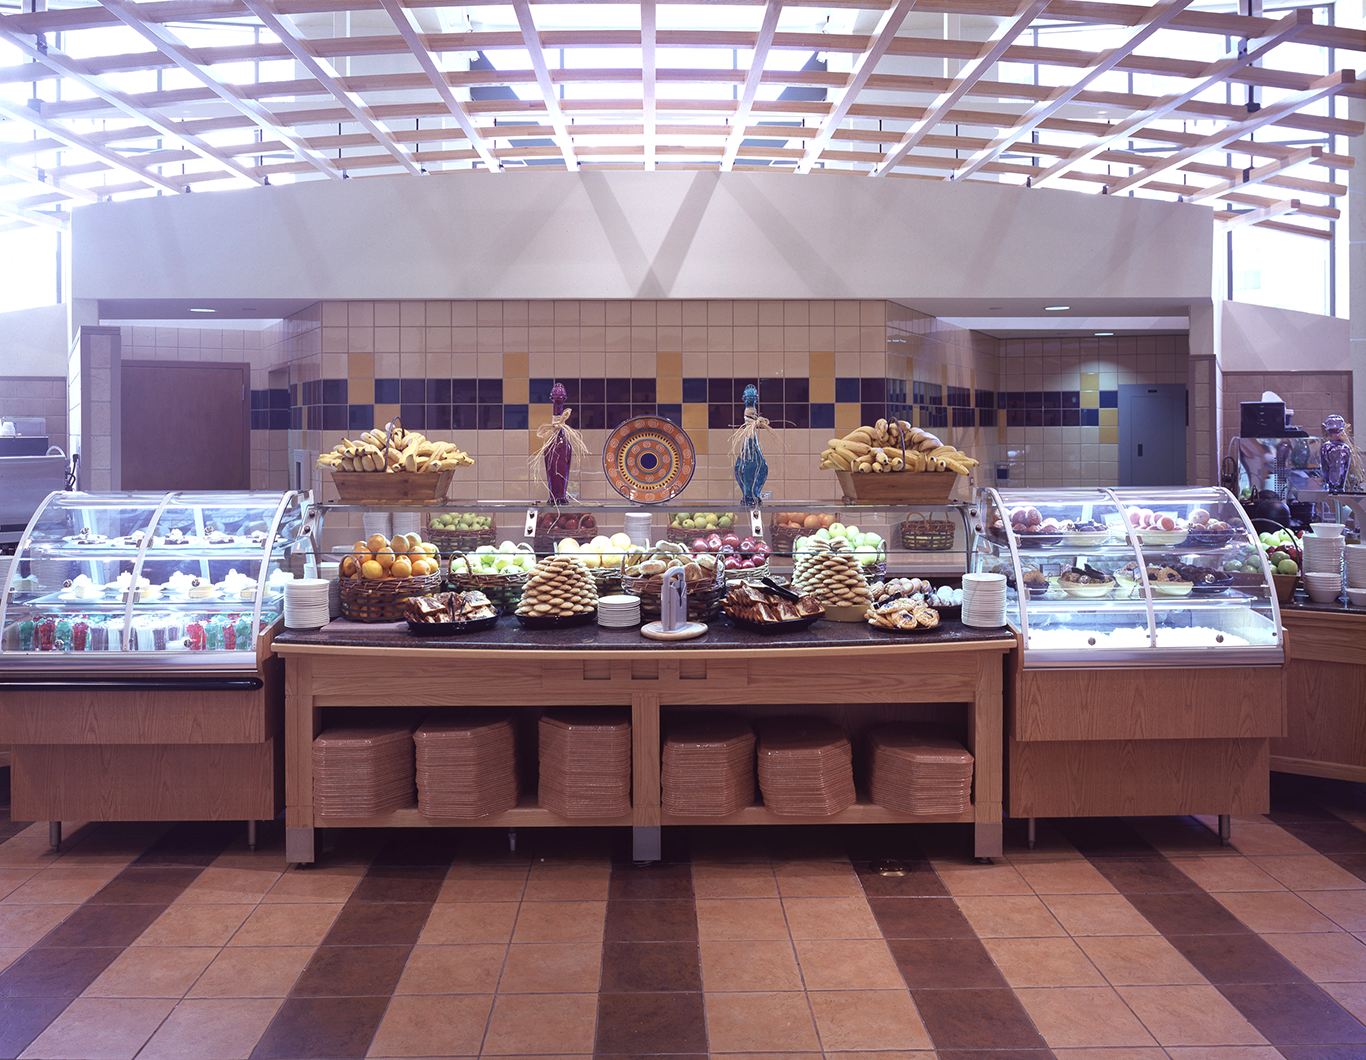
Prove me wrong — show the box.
[228,902,342,947]
[187,945,314,998]
[1174,855,1286,893]
[822,1053,934,1060]
[510,901,605,944]
[0,903,78,948]
[692,864,779,899]
[932,861,1034,896]
[419,901,520,945]
[0,838,63,868]
[807,990,933,1051]
[133,903,253,947]
[137,998,281,1060]
[958,895,1066,938]
[1076,935,1207,986]
[697,898,791,941]
[1,866,118,905]
[261,864,364,903]
[523,862,610,901]
[1211,889,1341,933]
[1303,889,1366,932]
[1265,931,1366,981]
[1015,986,1159,1049]
[700,940,804,992]
[1321,981,1366,1024]
[1248,854,1366,890]
[705,991,822,1052]
[499,943,601,992]
[1117,985,1268,1047]
[0,868,37,901]
[396,944,505,994]
[438,863,527,902]
[1051,1050,1168,1060]
[1012,858,1118,895]
[709,1054,826,1060]
[20,997,176,1060]
[175,866,281,904]
[981,936,1107,987]
[0,947,23,973]
[1042,893,1159,936]
[773,861,864,897]
[481,993,598,1054]
[793,939,905,990]
[82,945,218,998]
[1162,1049,1285,1060]
[366,994,493,1057]
[782,897,880,940]
[1229,824,1318,856]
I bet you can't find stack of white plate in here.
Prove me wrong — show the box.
[1303,533,1345,578]
[597,593,641,628]
[362,512,392,541]
[391,512,422,539]
[962,573,1008,628]
[624,512,653,548]
[0,555,12,592]
[317,561,342,619]
[1345,545,1366,589]
[284,578,331,629]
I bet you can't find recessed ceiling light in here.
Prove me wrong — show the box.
[988,306,1004,311]
[1095,331,1114,336]
[189,307,215,313]
[1044,305,1070,311]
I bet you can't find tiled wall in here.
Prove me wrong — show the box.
[1220,371,1354,452]
[996,335,1190,489]
[0,377,68,453]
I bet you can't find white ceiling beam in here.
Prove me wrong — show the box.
[794,0,916,174]
[721,0,784,172]
[951,0,1194,181]
[1031,8,1314,189]
[0,155,100,205]
[642,0,657,171]
[238,0,425,176]
[97,0,342,180]
[1107,69,1354,195]
[511,0,578,170]
[0,196,67,231]
[375,0,501,172]
[1189,145,1321,204]
[1215,197,1299,228]
[1246,216,1333,239]
[870,0,1051,177]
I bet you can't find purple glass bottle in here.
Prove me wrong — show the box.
[1321,415,1352,494]
[545,383,573,504]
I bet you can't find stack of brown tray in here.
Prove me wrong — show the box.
[867,723,974,815]
[414,715,519,818]
[756,717,856,816]
[538,710,632,818]
[313,724,416,817]
[661,713,755,816]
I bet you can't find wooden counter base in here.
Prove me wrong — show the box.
[1274,606,1366,783]
[274,632,1017,864]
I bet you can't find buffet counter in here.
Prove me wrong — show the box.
[273,621,1018,864]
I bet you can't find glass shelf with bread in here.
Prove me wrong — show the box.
[974,486,1283,668]
[0,490,307,666]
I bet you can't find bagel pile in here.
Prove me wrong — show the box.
[316,419,474,473]
[820,418,978,475]
[792,539,872,611]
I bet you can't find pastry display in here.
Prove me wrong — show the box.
[869,578,962,609]
[867,597,941,631]
[315,419,473,473]
[819,419,977,475]
[791,538,872,613]
[723,582,824,625]
[404,590,496,624]
[514,555,599,620]
[62,575,101,600]
[1057,565,1116,598]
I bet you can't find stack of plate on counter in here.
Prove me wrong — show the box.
[661,713,756,816]
[756,717,856,815]
[284,578,331,629]
[538,710,632,818]
[414,716,519,818]
[597,593,641,628]
[1303,532,1346,603]
[867,723,974,815]
[312,724,416,817]
[362,512,393,541]
[624,512,653,547]
[316,562,342,619]
[391,512,422,539]
[0,555,12,592]
[1346,544,1366,590]
[962,573,1008,628]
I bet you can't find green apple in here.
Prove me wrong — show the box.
[829,522,846,537]
[718,515,732,528]
[1277,558,1299,575]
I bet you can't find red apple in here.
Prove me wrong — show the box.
[692,537,711,552]
[739,536,756,555]
[753,540,771,556]
[721,532,741,549]
[739,557,756,569]
[723,556,741,570]
[706,533,723,551]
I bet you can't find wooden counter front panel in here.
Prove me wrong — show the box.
[1273,658,1366,780]
[1007,737,1270,817]
[0,687,274,745]
[1282,611,1366,667]
[1014,667,1284,743]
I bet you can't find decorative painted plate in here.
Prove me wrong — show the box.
[602,415,696,504]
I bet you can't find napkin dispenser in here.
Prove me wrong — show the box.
[660,565,688,632]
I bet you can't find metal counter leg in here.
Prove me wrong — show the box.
[286,827,315,867]
[1219,814,1232,846]
[508,829,517,852]
[247,821,257,852]
[1027,818,1037,850]
[47,821,60,852]
[633,826,661,864]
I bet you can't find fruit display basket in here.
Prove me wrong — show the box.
[532,513,599,554]
[428,513,496,551]
[666,513,739,544]
[339,572,443,622]
[621,562,727,622]
[770,513,834,554]
[446,553,530,615]
[591,566,623,596]
[330,470,455,504]
[900,512,956,552]
[835,470,958,504]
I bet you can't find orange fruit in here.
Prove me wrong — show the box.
[390,557,413,579]
[375,549,395,569]
[366,533,388,553]
[411,558,432,576]
[340,556,358,577]
[352,540,368,556]
[421,542,438,556]
[360,560,383,580]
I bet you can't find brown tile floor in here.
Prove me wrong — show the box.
[3,773,1366,1058]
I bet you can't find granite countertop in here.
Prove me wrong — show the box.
[1281,594,1366,617]
[275,616,1018,652]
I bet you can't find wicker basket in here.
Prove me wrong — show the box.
[621,562,727,622]
[666,515,739,544]
[900,512,957,552]
[429,517,496,552]
[835,470,959,504]
[591,565,623,596]
[726,561,772,584]
[339,572,442,622]
[770,517,828,554]
[330,470,455,504]
[533,515,600,554]
[446,549,533,614]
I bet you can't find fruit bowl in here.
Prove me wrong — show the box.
[1057,579,1115,599]
[1151,580,1194,597]
[1134,528,1188,548]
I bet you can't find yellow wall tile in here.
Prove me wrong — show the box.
[1099,408,1118,427]
[657,350,683,377]
[504,377,529,403]
[1099,426,1119,444]
[693,429,708,456]
[682,403,707,431]
[1081,391,1100,409]
[350,378,374,405]
[529,404,552,428]
[375,403,399,425]
[835,403,862,433]
[504,351,528,378]
[528,430,542,456]
[657,377,682,403]
[1081,372,1100,390]
[348,353,374,379]
[810,377,834,403]
[809,351,834,378]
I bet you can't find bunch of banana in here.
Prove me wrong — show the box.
[819,418,978,476]
[316,419,474,473]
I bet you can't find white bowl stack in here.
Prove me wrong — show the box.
[362,512,392,541]
[962,573,1008,628]
[285,578,332,629]
[1302,532,1345,603]
[597,593,641,628]
[1346,545,1366,591]
[391,512,422,539]
[317,561,342,619]
[624,512,653,548]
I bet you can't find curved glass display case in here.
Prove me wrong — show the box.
[975,486,1283,667]
[0,491,306,671]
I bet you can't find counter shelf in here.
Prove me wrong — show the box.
[274,620,1016,865]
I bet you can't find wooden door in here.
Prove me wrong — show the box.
[121,361,250,490]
